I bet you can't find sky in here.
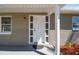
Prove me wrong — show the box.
[62,4,79,10]
[65,4,79,7]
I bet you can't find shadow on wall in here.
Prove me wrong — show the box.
[66,30,79,45]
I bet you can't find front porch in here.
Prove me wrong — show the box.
[0,4,63,55]
[0,44,55,55]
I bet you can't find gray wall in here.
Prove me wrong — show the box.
[0,13,29,45]
[60,14,79,45]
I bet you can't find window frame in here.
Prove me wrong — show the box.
[0,16,12,35]
[72,16,79,31]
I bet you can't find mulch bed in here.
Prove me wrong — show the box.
[60,44,79,55]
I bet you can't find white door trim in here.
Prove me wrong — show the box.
[29,15,50,44]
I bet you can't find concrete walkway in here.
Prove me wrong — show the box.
[36,47,55,55]
[0,51,40,55]
[0,45,55,55]
[0,47,55,55]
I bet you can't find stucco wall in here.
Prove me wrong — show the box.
[0,13,29,45]
[60,14,72,45]
[70,31,79,44]
[60,14,79,45]
[50,14,79,46]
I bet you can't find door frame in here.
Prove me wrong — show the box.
[29,15,50,44]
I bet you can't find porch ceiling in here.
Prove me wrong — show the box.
[0,4,56,13]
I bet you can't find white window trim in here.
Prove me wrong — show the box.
[0,16,12,35]
[0,32,12,35]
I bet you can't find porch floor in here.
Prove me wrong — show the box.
[0,44,55,55]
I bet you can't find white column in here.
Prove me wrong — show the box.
[55,5,60,55]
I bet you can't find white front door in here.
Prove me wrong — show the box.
[29,15,49,44]
[33,16,45,43]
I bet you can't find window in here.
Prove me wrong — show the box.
[30,23,33,29]
[72,16,79,30]
[45,23,49,29]
[30,37,33,42]
[45,16,48,22]
[30,30,33,35]
[45,30,48,35]
[0,16,12,34]
[45,16,49,42]
[30,16,33,22]
[29,16,33,43]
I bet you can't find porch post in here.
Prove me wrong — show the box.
[55,5,60,55]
